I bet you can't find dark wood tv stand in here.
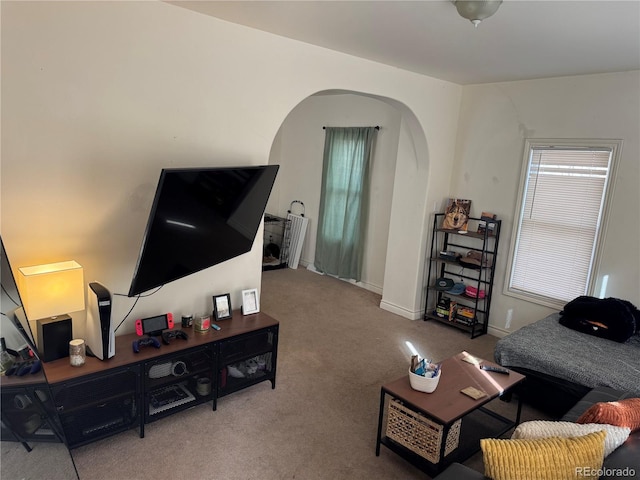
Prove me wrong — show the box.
[43,311,278,448]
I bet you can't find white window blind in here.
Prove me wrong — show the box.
[509,144,614,304]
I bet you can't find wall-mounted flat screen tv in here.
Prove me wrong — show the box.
[128,165,279,297]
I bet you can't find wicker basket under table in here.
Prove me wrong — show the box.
[386,398,461,464]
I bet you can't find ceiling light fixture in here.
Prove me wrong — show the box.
[454,0,502,27]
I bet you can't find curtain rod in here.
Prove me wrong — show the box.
[323,126,380,130]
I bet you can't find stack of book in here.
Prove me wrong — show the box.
[455,306,476,325]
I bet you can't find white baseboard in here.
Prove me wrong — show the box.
[356,280,382,295]
[304,262,383,295]
[379,300,422,320]
[487,325,510,338]
[304,262,322,274]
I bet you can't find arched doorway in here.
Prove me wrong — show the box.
[266,90,430,320]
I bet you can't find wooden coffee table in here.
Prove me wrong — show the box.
[375,351,525,476]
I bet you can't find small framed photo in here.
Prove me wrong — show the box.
[241,288,260,315]
[213,293,232,321]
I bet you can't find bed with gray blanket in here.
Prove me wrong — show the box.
[494,312,640,415]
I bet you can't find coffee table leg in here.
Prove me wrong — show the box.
[376,388,386,456]
[515,394,523,426]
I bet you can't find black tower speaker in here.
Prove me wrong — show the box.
[36,315,72,362]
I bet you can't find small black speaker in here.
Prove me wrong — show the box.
[36,315,72,362]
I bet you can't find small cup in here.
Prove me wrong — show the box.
[181,314,193,328]
[69,339,86,367]
[196,377,212,396]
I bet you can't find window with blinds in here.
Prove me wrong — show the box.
[506,139,620,307]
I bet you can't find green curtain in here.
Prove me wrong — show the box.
[314,127,377,282]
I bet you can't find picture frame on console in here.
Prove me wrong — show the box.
[241,289,260,315]
[213,293,232,320]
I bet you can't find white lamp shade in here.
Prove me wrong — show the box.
[18,260,85,320]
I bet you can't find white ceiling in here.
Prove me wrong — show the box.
[171,0,640,85]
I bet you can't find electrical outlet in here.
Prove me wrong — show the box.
[505,308,513,329]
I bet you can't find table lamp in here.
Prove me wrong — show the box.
[18,260,85,362]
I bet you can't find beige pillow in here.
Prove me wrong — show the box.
[512,420,630,457]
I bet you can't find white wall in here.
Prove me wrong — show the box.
[451,71,640,335]
[268,93,401,294]
[1,1,462,338]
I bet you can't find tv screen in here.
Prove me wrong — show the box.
[128,165,279,297]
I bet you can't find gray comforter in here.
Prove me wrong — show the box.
[494,313,640,395]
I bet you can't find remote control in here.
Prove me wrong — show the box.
[480,364,509,374]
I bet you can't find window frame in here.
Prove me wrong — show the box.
[503,138,622,309]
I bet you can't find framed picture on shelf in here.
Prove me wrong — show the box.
[442,198,472,231]
[213,293,232,320]
[241,288,260,315]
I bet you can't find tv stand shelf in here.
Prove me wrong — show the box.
[143,344,215,430]
[43,311,278,448]
[217,327,278,402]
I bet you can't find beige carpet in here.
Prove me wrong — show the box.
[53,268,544,479]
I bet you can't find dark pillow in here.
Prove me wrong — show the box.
[559,296,639,343]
